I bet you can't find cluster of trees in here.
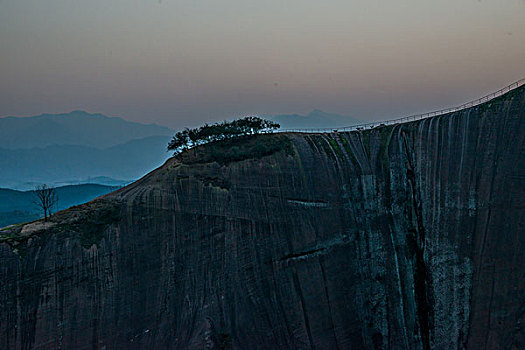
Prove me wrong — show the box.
[168,116,280,153]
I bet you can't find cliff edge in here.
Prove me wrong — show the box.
[1,86,524,349]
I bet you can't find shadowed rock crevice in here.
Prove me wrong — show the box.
[278,248,327,263]
[402,132,433,350]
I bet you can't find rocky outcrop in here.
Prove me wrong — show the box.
[1,86,524,349]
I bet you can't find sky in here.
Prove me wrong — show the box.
[1,0,524,128]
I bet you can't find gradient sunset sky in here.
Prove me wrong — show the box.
[1,0,524,128]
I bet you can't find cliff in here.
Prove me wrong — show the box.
[1,86,524,349]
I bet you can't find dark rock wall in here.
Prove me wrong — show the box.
[1,87,524,349]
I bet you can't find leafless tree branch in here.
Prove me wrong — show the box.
[33,184,58,221]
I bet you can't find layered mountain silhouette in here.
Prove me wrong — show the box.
[0,111,173,189]
[0,135,171,190]
[0,110,172,149]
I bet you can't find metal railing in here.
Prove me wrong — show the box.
[278,78,525,134]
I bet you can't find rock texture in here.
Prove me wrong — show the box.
[1,86,524,349]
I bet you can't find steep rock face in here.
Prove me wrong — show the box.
[1,87,524,349]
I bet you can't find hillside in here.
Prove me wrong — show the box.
[0,184,119,227]
[0,86,523,349]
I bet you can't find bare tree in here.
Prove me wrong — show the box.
[33,184,58,221]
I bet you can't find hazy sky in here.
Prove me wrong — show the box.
[1,0,524,128]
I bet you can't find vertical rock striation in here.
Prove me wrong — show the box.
[1,86,524,349]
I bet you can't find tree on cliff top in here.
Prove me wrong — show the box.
[33,184,58,222]
[168,116,280,154]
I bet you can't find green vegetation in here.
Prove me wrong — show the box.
[168,116,280,154]
[338,134,360,170]
[378,125,395,159]
[362,131,371,158]
[377,125,395,206]
[0,221,39,257]
[316,137,336,160]
[0,200,121,255]
[181,134,293,165]
[329,138,344,160]
[501,84,523,101]
[337,134,351,153]
[66,204,121,248]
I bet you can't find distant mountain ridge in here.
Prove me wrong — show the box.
[0,184,119,227]
[0,135,171,190]
[270,109,361,130]
[0,110,173,149]
[0,111,174,189]
[0,184,118,212]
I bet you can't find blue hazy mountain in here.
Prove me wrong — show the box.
[0,110,173,149]
[270,109,362,130]
[0,184,119,227]
[0,135,172,190]
[0,111,174,189]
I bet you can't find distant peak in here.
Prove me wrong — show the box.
[33,110,103,119]
[69,110,107,118]
[308,109,333,117]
